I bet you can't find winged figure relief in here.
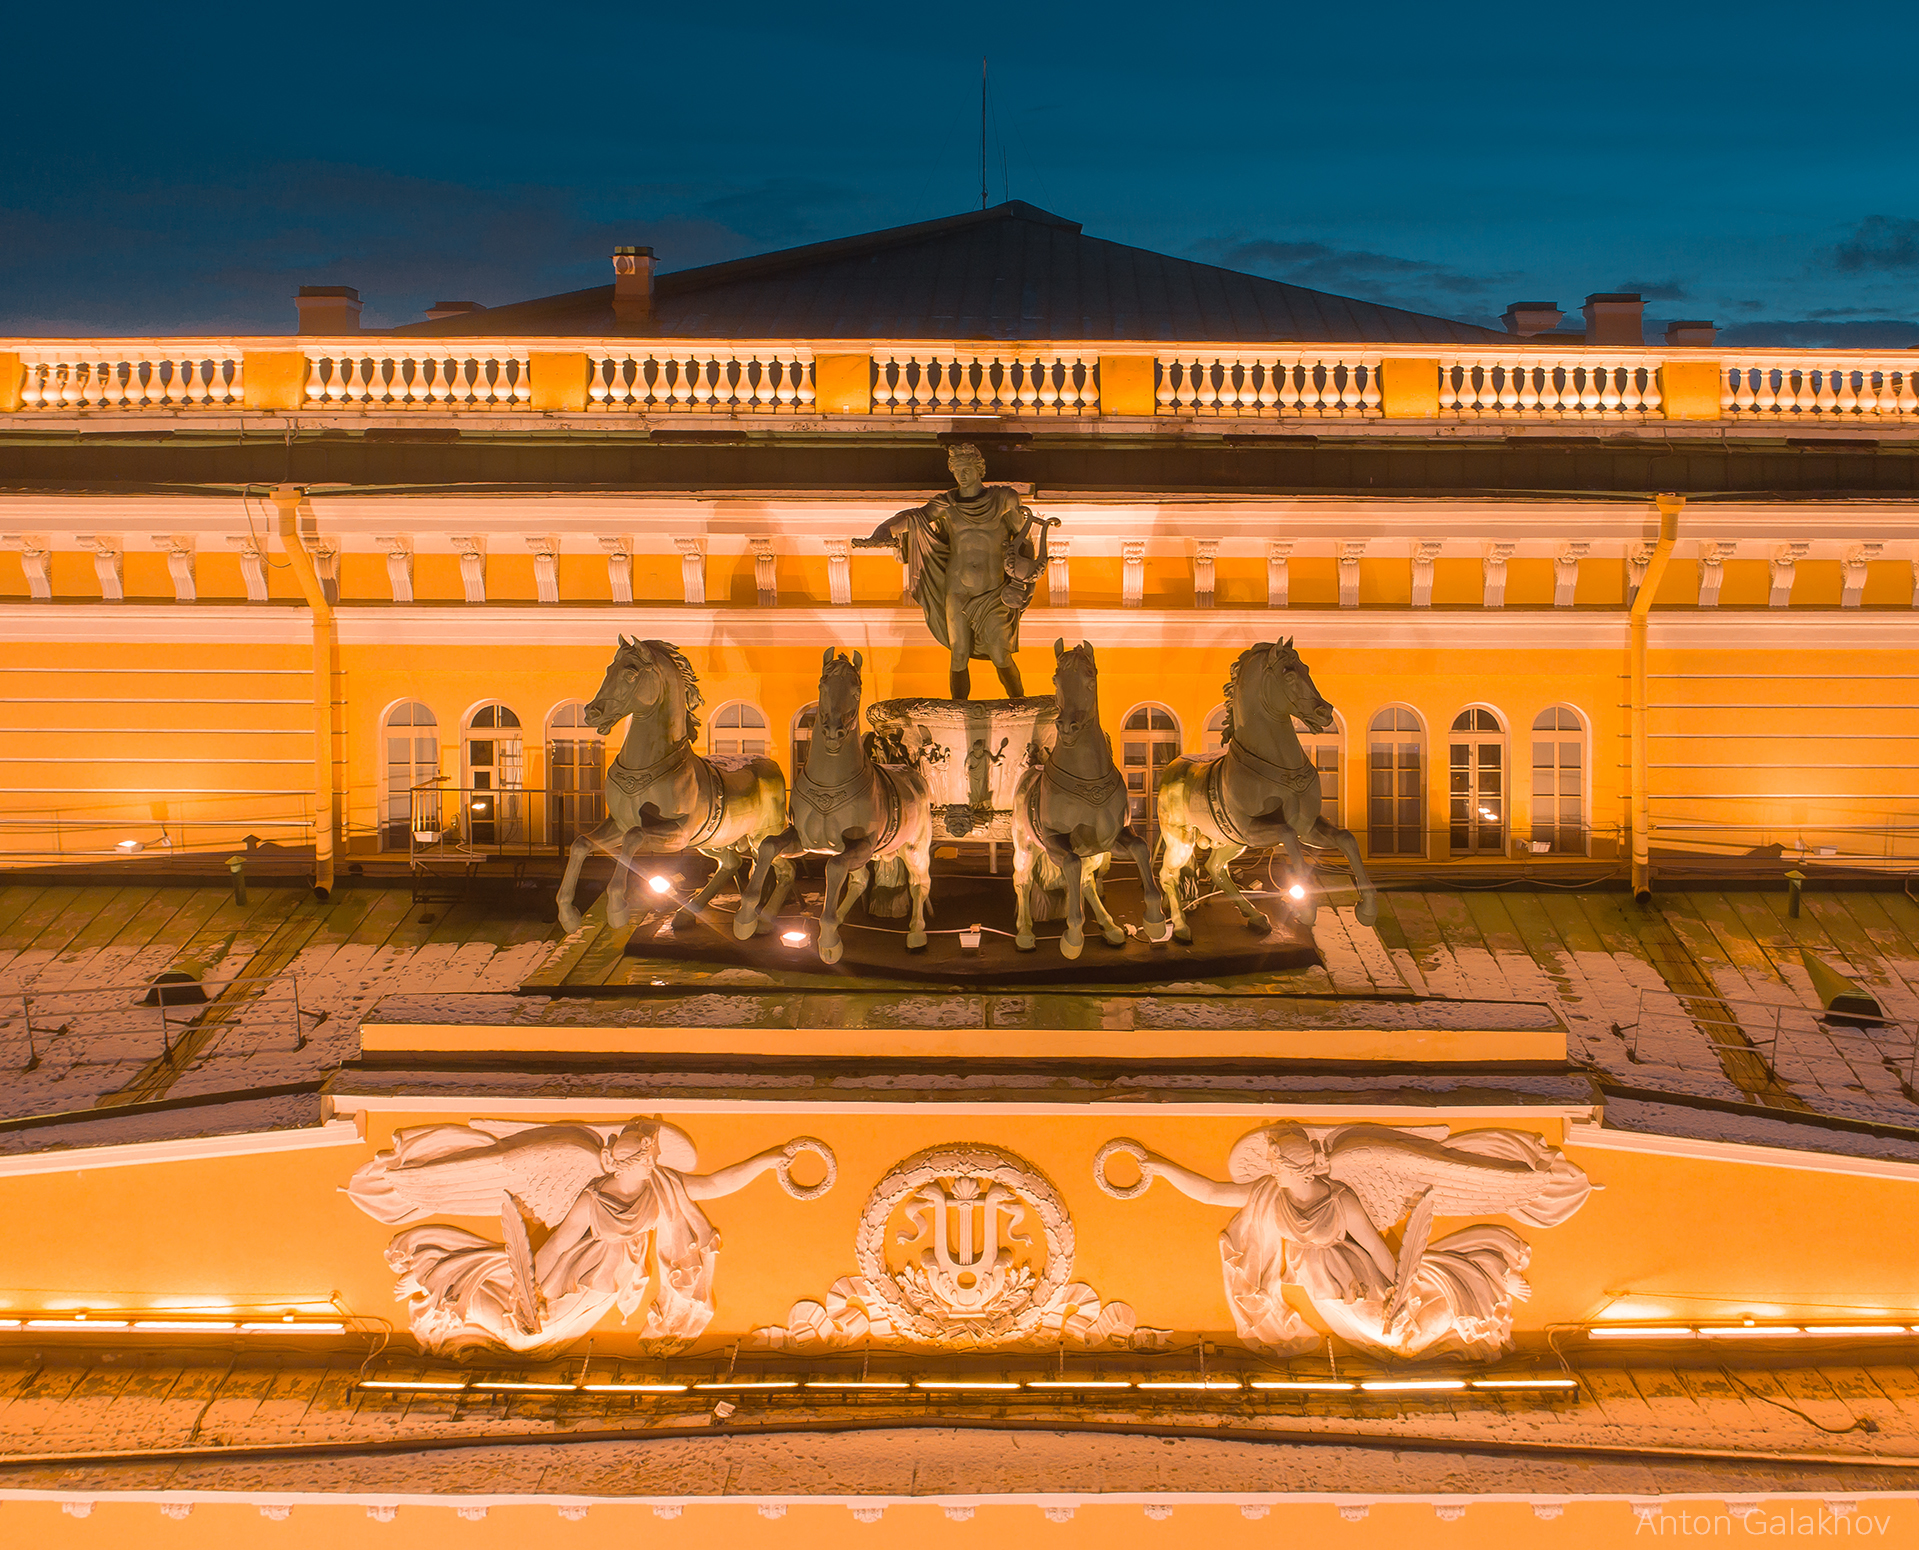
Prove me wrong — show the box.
[347,1118,836,1355]
[1094,1122,1590,1360]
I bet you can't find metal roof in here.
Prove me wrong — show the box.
[387,201,1508,345]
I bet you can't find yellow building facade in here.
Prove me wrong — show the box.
[3,203,1918,1542]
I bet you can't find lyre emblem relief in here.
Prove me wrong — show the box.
[898,1175,1031,1316]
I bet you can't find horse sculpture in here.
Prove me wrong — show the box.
[733,650,935,965]
[1156,637,1379,938]
[555,637,793,935]
[1011,639,1173,958]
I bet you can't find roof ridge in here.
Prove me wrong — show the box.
[655,201,1082,297]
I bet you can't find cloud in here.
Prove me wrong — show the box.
[1717,318,1919,349]
[1188,234,1513,315]
[1614,277,1689,301]
[1832,216,1919,273]
[0,162,859,334]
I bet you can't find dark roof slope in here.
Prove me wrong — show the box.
[388,202,1506,344]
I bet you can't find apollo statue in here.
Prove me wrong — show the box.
[854,442,1057,700]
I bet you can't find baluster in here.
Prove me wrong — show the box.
[1639,364,1661,416]
[100,358,125,407]
[1836,367,1860,415]
[1729,365,1754,415]
[1191,356,1216,412]
[318,357,343,404]
[587,355,611,407]
[399,356,424,405]
[1337,358,1362,411]
[1862,369,1888,416]
[690,354,716,408]
[114,358,136,407]
[1359,357,1382,413]
[1752,365,1777,415]
[191,358,217,405]
[1153,357,1176,413]
[1492,361,1517,413]
[1510,361,1536,413]
[304,355,325,405]
[869,353,895,412]
[19,362,44,409]
[126,358,150,407]
[481,355,504,406]
[79,359,104,408]
[1619,364,1643,414]
[1897,370,1919,416]
[54,361,78,407]
[1571,363,1596,413]
[511,356,532,406]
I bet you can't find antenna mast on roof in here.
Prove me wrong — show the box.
[980,58,989,210]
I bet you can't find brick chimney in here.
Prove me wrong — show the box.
[1501,302,1564,337]
[295,285,362,335]
[1664,319,1718,346]
[1581,293,1644,347]
[425,301,487,323]
[612,246,655,327]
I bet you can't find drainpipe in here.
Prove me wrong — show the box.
[1630,493,1683,903]
[270,484,336,900]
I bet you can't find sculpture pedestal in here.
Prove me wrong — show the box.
[865,694,1056,844]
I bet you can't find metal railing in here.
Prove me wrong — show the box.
[405,779,604,864]
[7,968,319,1070]
[1612,983,1919,1092]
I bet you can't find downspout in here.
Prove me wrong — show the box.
[270,483,336,900]
[1630,493,1683,903]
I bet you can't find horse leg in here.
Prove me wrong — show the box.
[838,861,873,944]
[1113,825,1172,944]
[1158,826,1199,943]
[606,828,649,928]
[1274,825,1317,927]
[817,835,880,965]
[1012,827,1039,951]
[758,855,799,934]
[733,826,798,940]
[902,839,932,951]
[557,816,620,932]
[1080,855,1126,948]
[1311,817,1381,927]
[676,844,742,932]
[1206,839,1268,933]
[1057,848,1087,960]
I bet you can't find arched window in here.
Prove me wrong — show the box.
[792,701,818,774]
[709,701,769,758]
[1203,704,1230,755]
[1368,707,1424,856]
[382,701,439,851]
[464,703,525,846]
[1449,707,1507,855]
[1295,714,1343,834]
[546,701,606,848]
[1121,703,1182,843]
[1531,705,1588,854]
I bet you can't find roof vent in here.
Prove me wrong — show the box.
[425,301,487,323]
[1581,293,1644,347]
[612,246,655,327]
[140,970,207,1007]
[1501,302,1564,337]
[295,286,362,336]
[1664,320,1717,346]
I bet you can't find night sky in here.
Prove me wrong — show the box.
[6,0,1916,344]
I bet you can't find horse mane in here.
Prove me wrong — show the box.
[628,638,704,742]
[1223,639,1302,743]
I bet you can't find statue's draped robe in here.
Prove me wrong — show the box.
[1219,1174,1532,1359]
[352,1124,720,1352]
[898,486,1033,664]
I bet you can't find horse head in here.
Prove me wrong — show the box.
[815,648,863,754]
[1051,638,1100,740]
[586,637,703,745]
[1232,637,1334,735]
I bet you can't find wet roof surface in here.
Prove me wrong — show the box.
[386,202,1510,345]
[1,876,1915,1157]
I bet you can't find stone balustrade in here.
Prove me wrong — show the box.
[6,339,1919,426]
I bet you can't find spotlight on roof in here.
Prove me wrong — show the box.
[116,839,144,853]
[647,875,672,895]
[780,929,808,947]
[1287,884,1306,901]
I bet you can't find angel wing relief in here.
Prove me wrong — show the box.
[1094,1122,1591,1361]
[346,1118,836,1355]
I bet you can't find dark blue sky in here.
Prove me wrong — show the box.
[6,0,1916,343]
